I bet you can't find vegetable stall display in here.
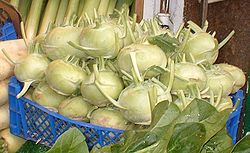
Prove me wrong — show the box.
[0,0,248,153]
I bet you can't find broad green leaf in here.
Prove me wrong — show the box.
[117,103,180,152]
[201,128,233,153]
[176,98,217,123]
[231,134,250,153]
[91,146,111,153]
[201,108,232,142]
[167,122,206,153]
[46,128,89,153]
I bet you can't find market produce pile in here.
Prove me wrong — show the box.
[0,0,249,152]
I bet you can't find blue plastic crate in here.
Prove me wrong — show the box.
[0,20,17,41]
[226,90,244,144]
[8,76,245,148]
[8,76,124,149]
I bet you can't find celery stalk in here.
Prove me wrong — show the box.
[38,0,61,34]
[98,0,110,16]
[81,0,101,19]
[77,0,85,17]
[64,0,80,25]
[107,0,117,15]
[10,0,19,9]
[18,0,32,23]
[55,0,69,26]
[25,0,45,40]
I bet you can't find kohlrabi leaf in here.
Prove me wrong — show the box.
[167,122,206,153]
[231,134,250,153]
[176,98,217,123]
[147,34,180,55]
[201,108,232,142]
[201,128,233,153]
[46,127,89,153]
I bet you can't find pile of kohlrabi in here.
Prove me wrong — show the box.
[13,6,245,133]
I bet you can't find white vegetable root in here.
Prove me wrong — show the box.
[0,104,9,131]
[0,79,9,106]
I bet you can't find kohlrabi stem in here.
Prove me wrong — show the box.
[95,81,127,109]
[178,90,186,108]
[25,0,45,40]
[107,0,117,14]
[182,53,186,63]
[148,85,157,112]
[98,57,105,71]
[152,77,167,90]
[202,20,208,32]
[215,86,223,107]
[129,52,143,83]
[86,106,99,119]
[98,0,110,15]
[106,61,118,73]
[200,87,209,95]
[212,31,216,37]
[1,49,17,64]
[17,81,34,98]
[55,0,69,26]
[178,28,190,52]
[131,68,140,86]
[68,41,100,51]
[81,0,102,19]
[121,70,133,81]
[126,14,136,43]
[187,21,203,33]
[18,0,32,23]
[166,60,175,93]
[209,89,215,106]
[114,32,121,54]
[38,0,60,34]
[93,64,101,81]
[64,0,80,26]
[150,19,157,36]
[189,53,196,63]
[218,30,235,49]
[175,23,184,38]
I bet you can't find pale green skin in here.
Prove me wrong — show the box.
[43,26,87,60]
[79,22,123,59]
[90,108,129,130]
[216,63,246,93]
[14,54,50,82]
[81,70,124,106]
[58,96,92,120]
[32,82,67,109]
[116,81,159,125]
[46,60,87,96]
[117,43,167,78]
[205,69,235,97]
[160,62,207,93]
[184,32,219,64]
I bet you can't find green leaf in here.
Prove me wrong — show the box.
[46,128,89,153]
[201,128,233,153]
[231,134,250,153]
[167,122,206,153]
[176,98,217,123]
[147,34,180,55]
[201,108,232,142]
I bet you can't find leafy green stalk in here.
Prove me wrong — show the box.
[98,0,110,15]
[25,0,45,40]
[64,0,80,25]
[55,0,69,26]
[38,0,61,34]
[107,0,117,14]
[18,0,32,23]
[80,0,101,19]
[77,0,85,17]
